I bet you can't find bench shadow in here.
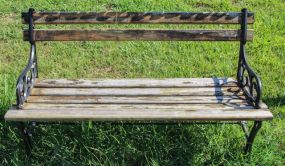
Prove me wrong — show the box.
[262,96,285,107]
[213,77,226,104]
[30,123,217,165]
[212,77,240,104]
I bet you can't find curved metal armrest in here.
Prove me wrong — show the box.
[16,44,38,108]
[237,45,262,108]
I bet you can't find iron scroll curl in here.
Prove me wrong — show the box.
[16,44,38,108]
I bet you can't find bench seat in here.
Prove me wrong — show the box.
[5,78,273,122]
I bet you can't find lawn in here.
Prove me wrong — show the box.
[0,0,285,165]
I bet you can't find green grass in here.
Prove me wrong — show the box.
[0,0,285,165]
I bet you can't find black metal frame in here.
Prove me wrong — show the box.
[16,122,33,157]
[236,8,263,154]
[16,8,37,158]
[237,8,262,109]
[16,8,263,158]
[16,8,38,109]
[240,121,263,153]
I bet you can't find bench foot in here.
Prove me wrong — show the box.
[17,122,33,158]
[242,121,262,154]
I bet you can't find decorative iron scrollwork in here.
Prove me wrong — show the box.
[16,44,38,108]
[236,8,262,108]
[237,48,262,108]
[16,8,37,108]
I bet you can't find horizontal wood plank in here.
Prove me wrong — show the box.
[22,12,254,24]
[30,87,242,96]
[27,95,246,104]
[5,107,272,122]
[35,78,237,88]
[23,29,254,41]
[22,103,255,110]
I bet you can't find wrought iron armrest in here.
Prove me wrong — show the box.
[236,8,262,108]
[237,46,262,108]
[16,44,38,108]
[16,8,38,109]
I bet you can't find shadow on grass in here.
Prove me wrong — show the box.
[263,96,285,107]
[0,121,29,165]
[29,123,210,165]
[0,122,246,165]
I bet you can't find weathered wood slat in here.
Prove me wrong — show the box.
[22,103,254,110]
[5,107,272,122]
[27,95,246,104]
[4,77,273,122]
[23,29,254,41]
[35,78,237,88]
[22,12,254,24]
[30,87,242,96]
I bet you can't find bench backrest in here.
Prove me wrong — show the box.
[22,10,254,42]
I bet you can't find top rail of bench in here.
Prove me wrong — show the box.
[22,12,254,24]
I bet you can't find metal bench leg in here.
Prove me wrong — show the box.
[244,121,262,154]
[17,122,32,157]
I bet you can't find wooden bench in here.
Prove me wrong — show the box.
[4,8,273,157]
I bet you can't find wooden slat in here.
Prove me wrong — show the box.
[23,29,254,41]
[22,103,254,110]
[35,78,237,88]
[27,95,246,104]
[4,107,272,122]
[22,12,254,24]
[30,87,242,96]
